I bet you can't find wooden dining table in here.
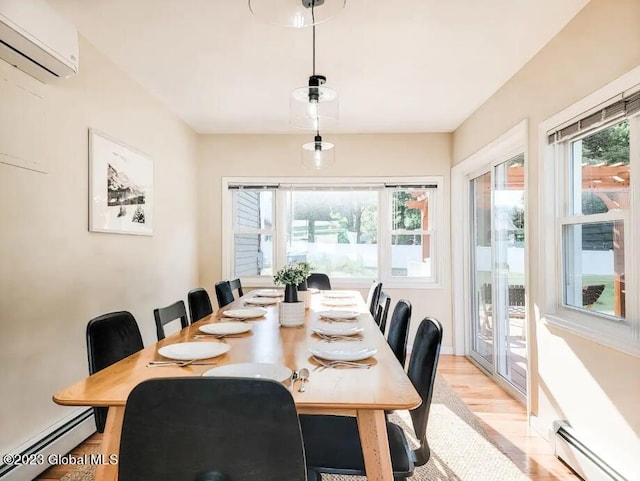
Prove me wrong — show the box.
[53,290,421,481]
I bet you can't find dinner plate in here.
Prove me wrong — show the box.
[310,342,377,361]
[317,310,360,320]
[223,308,267,319]
[252,289,283,298]
[199,322,253,335]
[245,297,280,306]
[322,291,354,299]
[157,342,231,361]
[322,298,357,307]
[312,322,364,336]
[202,363,293,383]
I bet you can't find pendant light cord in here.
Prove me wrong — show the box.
[312,3,319,138]
[311,5,316,75]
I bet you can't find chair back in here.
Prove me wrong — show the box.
[407,317,443,466]
[374,291,391,334]
[366,281,382,317]
[386,300,412,367]
[214,281,234,308]
[188,288,213,323]
[86,311,143,432]
[229,278,244,297]
[153,300,189,341]
[307,273,332,290]
[118,377,307,481]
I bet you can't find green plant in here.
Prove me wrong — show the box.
[273,261,313,286]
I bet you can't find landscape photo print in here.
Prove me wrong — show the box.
[89,129,153,235]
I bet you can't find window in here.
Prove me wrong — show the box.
[223,178,443,287]
[544,86,640,352]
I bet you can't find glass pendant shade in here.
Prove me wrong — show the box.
[248,0,347,28]
[302,135,335,169]
[290,77,338,130]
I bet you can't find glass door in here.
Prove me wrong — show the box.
[470,172,494,369]
[469,154,527,395]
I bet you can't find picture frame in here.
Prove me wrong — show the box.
[89,129,153,235]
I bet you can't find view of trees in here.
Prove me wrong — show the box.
[581,120,629,165]
[291,190,426,245]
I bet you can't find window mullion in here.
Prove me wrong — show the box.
[379,189,390,283]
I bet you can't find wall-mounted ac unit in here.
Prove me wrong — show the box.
[0,0,78,83]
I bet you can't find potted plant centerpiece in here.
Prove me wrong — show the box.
[273,261,312,326]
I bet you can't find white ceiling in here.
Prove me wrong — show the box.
[49,0,589,134]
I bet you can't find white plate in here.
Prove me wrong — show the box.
[308,288,320,294]
[317,310,360,320]
[253,289,283,298]
[245,297,280,306]
[199,322,253,335]
[202,363,293,383]
[323,291,354,298]
[310,342,377,361]
[322,298,357,307]
[223,308,267,319]
[157,342,231,361]
[312,322,364,336]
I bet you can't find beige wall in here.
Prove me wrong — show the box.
[453,0,640,477]
[197,133,454,349]
[0,38,199,454]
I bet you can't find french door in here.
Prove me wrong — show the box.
[469,154,527,396]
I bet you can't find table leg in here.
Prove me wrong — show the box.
[356,409,393,481]
[95,406,124,481]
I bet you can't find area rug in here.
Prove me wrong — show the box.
[61,376,529,481]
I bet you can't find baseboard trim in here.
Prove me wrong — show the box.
[0,409,95,481]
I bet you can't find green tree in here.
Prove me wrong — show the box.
[582,121,629,165]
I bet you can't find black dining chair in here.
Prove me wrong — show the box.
[386,299,412,368]
[118,377,307,481]
[301,317,443,480]
[366,281,382,317]
[374,290,391,334]
[307,273,332,290]
[229,278,244,297]
[86,311,144,433]
[188,287,213,323]
[153,300,189,341]
[214,279,244,308]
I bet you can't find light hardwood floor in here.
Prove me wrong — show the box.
[36,355,579,481]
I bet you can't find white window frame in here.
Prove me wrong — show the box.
[222,176,444,289]
[539,66,640,357]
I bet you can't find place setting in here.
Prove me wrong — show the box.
[202,362,293,384]
[147,341,231,368]
[193,321,253,340]
[244,296,281,306]
[321,296,357,307]
[251,288,284,298]
[309,341,377,370]
[219,307,268,321]
[316,310,360,323]
[311,319,364,342]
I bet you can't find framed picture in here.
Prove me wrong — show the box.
[89,129,153,235]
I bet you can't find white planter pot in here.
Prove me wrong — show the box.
[278,301,305,327]
[299,290,311,309]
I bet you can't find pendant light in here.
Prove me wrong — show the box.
[302,134,335,169]
[248,0,346,28]
[290,14,338,129]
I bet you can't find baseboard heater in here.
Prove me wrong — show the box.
[0,409,95,481]
[553,421,627,481]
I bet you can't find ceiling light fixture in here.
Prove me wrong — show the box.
[290,4,338,130]
[302,134,335,169]
[248,0,346,28]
